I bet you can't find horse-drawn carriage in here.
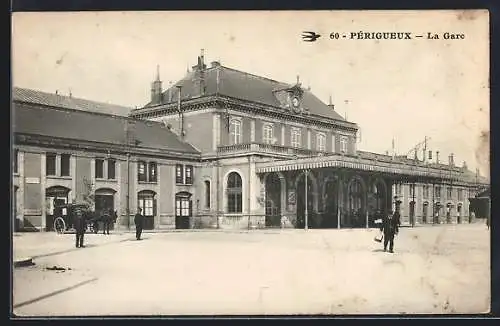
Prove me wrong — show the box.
[53,202,116,234]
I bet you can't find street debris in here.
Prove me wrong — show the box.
[45,266,72,272]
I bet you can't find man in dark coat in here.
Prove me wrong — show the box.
[134,208,144,240]
[102,208,111,235]
[380,211,401,253]
[74,206,87,248]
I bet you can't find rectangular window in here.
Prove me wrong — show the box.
[434,186,441,198]
[60,154,71,176]
[185,165,193,185]
[148,162,157,182]
[46,153,56,176]
[229,120,242,145]
[108,159,116,180]
[291,128,301,148]
[176,164,184,184]
[447,187,453,199]
[181,199,190,216]
[331,135,336,152]
[340,136,348,153]
[95,159,104,179]
[410,184,416,197]
[176,197,191,217]
[13,149,18,174]
[137,161,147,182]
[263,124,274,144]
[423,185,429,198]
[144,198,154,216]
[457,189,463,201]
[316,133,326,151]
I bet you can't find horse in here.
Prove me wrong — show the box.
[91,209,118,235]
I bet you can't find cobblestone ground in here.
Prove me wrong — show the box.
[12,224,490,316]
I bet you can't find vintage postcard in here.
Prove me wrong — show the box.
[11,10,490,316]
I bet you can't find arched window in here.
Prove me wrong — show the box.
[204,180,211,209]
[227,172,242,213]
[263,124,274,144]
[229,119,242,145]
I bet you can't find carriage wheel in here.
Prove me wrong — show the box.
[54,217,66,234]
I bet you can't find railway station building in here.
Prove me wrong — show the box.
[12,51,489,231]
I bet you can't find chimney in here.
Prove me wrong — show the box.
[462,161,468,170]
[449,153,455,166]
[436,151,440,164]
[168,81,173,102]
[55,90,59,95]
[428,150,432,161]
[328,95,335,110]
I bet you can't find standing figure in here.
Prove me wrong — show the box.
[102,209,111,235]
[74,206,87,248]
[134,208,144,240]
[380,211,400,253]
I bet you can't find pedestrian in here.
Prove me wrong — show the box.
[102,208,111,235]
[380,211,400,253]
[134,208,144,240]
[74,206,87,248]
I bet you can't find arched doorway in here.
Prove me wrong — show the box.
[368,179,387,227]
[347,177,365,228]
[138,190,157,230]
[175,191,192,229]
[95,188,116,230]
[265,173,281,227]
[46,186,70,231]
[422,201,429,224]
[323,177,340,228]
[296,172,316,228]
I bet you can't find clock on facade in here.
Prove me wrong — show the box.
[292,96,300,108]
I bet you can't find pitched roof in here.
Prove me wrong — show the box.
[13,93,200,156]
[143,64,346,122]
[13,87,133,117]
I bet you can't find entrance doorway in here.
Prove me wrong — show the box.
[175,192,192,229]
[409,201,416,226]
[323,178,339,228]
[46,186,70,231]
[95,188,116,230]
[457,204,462,223]
[296,173,315,228]
[138,190,156,230]
[422,202,429,223]
[265,173,281,227]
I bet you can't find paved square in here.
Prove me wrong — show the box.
[12,224,490,316]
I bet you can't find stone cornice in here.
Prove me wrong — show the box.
[14,133,201,161]
[130,95,357,132]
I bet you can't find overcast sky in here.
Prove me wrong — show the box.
[12,10,489,176]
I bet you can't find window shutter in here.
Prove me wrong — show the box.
[153,198,157,217]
